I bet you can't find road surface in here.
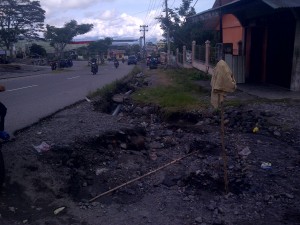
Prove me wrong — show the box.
[0,61,134,134]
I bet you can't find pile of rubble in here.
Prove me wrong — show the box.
[1,71,299,225]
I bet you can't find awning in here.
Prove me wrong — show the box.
[262,0,300,9]
[186,0,300,27]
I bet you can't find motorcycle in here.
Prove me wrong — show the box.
[114,60,119,68]
[66,58,73,67]
[50,61,57,70]
[149,57,158,69]
[91,62,98,75]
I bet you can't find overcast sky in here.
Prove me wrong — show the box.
[39,0,215,42]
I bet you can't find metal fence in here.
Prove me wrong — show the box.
[209,44,223,67]
[178,52,183,64]
[195,45,205,62]
[186,50,192,64]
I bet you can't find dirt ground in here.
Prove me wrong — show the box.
[0,67,300,225]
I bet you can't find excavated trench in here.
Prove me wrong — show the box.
[36,73,299,208]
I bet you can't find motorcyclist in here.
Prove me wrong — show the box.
[90,57,97,64]
[114,59,119,68]
[90,58,98,75]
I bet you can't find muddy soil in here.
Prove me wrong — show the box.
[0,70,299,225]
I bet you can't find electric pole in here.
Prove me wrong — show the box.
[140,25,148,59]
[165,0,170,66]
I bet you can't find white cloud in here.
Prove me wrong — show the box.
[39,0,170,41]
[76,12,144,40]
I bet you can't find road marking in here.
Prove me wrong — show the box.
[67,76,80,80]
[7,84,38,92]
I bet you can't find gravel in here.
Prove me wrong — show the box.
[0,71,299,225]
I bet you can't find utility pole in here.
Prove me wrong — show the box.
[140,25,148,59]
[219,0,223,43]
[165,0,170,66]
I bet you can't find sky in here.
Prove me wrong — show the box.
[39,0,215,42]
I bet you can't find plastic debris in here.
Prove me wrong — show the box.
[238,147,251,157]
[261,162,272,170]
[33,142,51,153]
[54,207,65,215]
[253,126,259,133]
[0,131,10,141]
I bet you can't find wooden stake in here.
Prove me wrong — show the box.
[89,151,198,202]
[220,98,229,194]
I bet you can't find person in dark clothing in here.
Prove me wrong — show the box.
[0,85,10,141]
[0,102,7,132]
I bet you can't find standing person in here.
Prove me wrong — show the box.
[0,85,10,141]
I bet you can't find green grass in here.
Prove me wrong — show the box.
[133,86,198,108]
[169,68,210,82]
[132,68,210,111]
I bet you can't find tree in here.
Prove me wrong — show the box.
[127,44,140,56]
[29,43,46,57]
[88,37,112,59]
[157,0,218,52]
[0,0,45,55]
[44,20,93,58]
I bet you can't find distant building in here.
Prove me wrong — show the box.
[146,43,158,56]
[156,40,166,50]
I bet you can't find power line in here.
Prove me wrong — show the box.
[193,0,199,8]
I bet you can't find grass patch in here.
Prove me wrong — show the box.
[133,86,198,108]
[132,67,210,111]
[170,68,210,81]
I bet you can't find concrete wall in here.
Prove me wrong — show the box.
[192,60,214,75]
[222,14,243,55]
[291,20,300,91]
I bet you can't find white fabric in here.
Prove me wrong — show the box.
[211,60,236,108]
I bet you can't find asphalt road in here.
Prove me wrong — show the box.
[0,61,134,134]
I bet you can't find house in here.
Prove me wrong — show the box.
[187,0,300,91]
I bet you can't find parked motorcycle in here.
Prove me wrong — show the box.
[66,58,73,67]
[114,60,119,68]
[91,62,98,75]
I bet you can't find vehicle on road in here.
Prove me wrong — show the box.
[91,62,98,75]
[127,55,137,65]
[59,58,73,68]
[114,60,119,68]
[149,57,158,69]
[50,61,57,70]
